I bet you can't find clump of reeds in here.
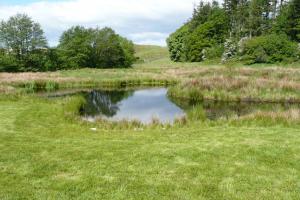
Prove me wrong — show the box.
[174,115,188,126]
[150,116,161,126]
[187,104,207,122]
[234,108,300,126]
[63,95,87,121]
[22,80,59,92]
[87,117,145,130]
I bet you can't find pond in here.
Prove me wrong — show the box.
[42,87,300,124]
[80,88,185,124]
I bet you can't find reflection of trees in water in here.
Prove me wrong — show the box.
[82,90,133,117]
[169,96,300,120]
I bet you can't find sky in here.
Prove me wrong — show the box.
[0,0,200,46]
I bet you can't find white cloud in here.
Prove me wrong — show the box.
[129,32,169,46]
[0,0,199,46]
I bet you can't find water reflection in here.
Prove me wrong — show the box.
[81,88,185,124]
[203,101,299,120]
[174,100,300,120]
[42,87,300,124]
[83,90,133,117]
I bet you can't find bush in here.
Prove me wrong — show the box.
[240,34,299,64]
[22,50,52,72]
[203,45,224,60]
[221,38,238,63]
[0,53,19,72]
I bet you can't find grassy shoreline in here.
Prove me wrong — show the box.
[1,66,300,102]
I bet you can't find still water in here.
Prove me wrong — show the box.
[42,87,300,124]
[81,88,185,124]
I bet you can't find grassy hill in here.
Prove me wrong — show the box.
[134,45,169,63]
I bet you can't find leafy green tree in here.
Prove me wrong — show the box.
[58,26,94,69]
[167,23,189,62]
[92,27,127,68]
[282,0,300,42]
[167,0,300,64]
[118,36,136,67]
[274,0,300,42]
[0,14,48,71]
[247,0,263,37]
[191,1,217,31]
[0,14,134,71]
[224,0,249,38]
[186,5,228,62]
[167,1,228,62]
[0,14,47,60]
[58,26,134,69]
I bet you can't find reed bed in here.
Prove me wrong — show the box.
[168,72,300,103]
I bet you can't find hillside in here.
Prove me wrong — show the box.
[134,45,169,63]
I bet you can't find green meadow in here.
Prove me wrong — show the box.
[0,45,300,199]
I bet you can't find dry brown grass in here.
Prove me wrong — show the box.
[241,108,300,122]
[168,66,300,103]
[0,85,16,94]
[184,75,249,90]
[187,67,300,90]
[0,72,81,84]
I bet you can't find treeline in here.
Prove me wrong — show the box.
[0,14,135,72]
[167,0,300,64]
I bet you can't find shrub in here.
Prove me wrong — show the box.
[23,50,53,72]
[0,53,19,72]
[240,34,299,64]
[221,38,237,63]
[203,45,224,60]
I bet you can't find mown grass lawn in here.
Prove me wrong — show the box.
[0,96,299,199]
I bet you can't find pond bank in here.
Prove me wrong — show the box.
[32,86,300,127]
[1,65,300,103]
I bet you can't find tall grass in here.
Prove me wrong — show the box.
[186,104,207,121]
[229,108,300,127]
[168,74,300,103]
[23,80,59,92]
[16,78,177,93]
